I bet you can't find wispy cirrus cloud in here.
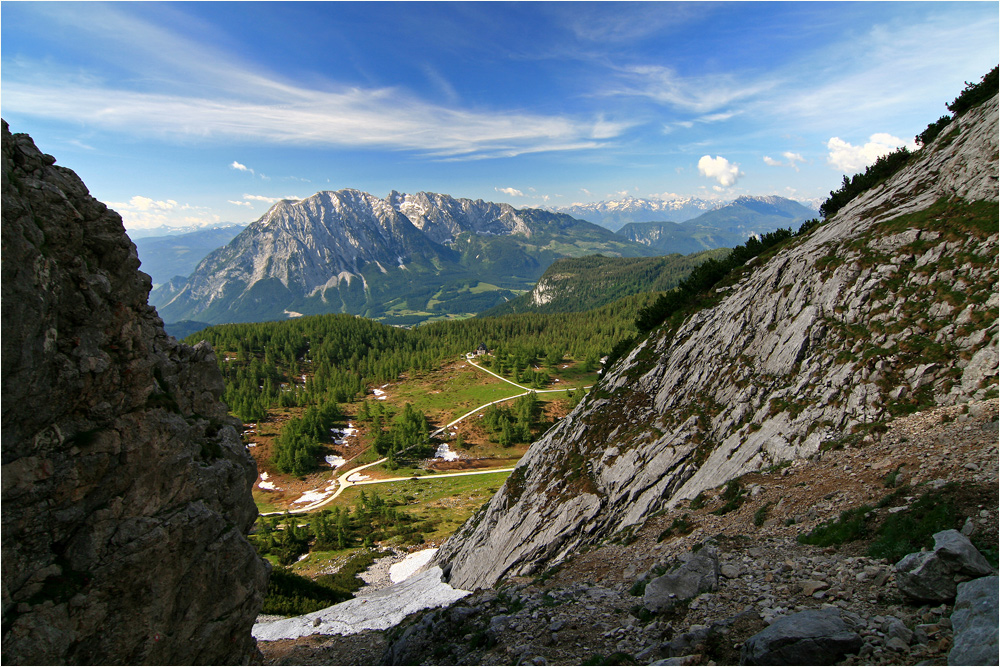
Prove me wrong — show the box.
[607,65,777,114]
[1,5,632,161]
[5,76,630,160]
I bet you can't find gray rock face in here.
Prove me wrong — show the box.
[949,576,999,666]
[389,190,532,244]
[644,549,720,613]
[1,121,268,664]
[740,608,863,665]
[896,530,995,602]
[435,95,999,591]
[158,188,443,322]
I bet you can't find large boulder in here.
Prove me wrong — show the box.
[1,121,269,664]
[895,530,994,602]
[644,547,720,613]
[740,608,863,665]
[949,576,999,666]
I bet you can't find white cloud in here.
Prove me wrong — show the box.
[109,195,178,212]
[610,65,776,113]
[228,200,253,207]
[495,187,525,197]
[3,15,631,163]
[105,195,217,229]
[697,155,743,187]
[244,194,301,203]
[826,133,916,172]
[763,151,805,171]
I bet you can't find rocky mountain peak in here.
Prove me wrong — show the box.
[1,120,268,664]
[154,186,642,325]
[434,94,998,592]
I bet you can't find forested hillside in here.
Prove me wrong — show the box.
[185,296,654,424]
[479,249,728,317]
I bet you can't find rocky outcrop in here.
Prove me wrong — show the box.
[1,121,268,664]
[388,190,532,244]
[435,94,999,591]
[895,530,995,602]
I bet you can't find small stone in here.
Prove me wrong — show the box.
[801,580,829,596]
[886,636,909,652]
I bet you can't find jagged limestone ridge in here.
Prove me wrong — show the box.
[435,95,999,591]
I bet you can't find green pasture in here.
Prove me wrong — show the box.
[322,471,511,543]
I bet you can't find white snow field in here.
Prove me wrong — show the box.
[389,548,438,583]
[251,565,468,641]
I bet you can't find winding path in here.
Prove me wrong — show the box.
[262,356,589,516]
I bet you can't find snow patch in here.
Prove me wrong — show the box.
[252,567,467,640]
[330,424,358,445]
[325,455,346,468]
[258,472,281,491]
[284,310,304,318]
[434,442,459,462]
[390,548,437,583]
[293,480,339,504]
[347,473,370,483]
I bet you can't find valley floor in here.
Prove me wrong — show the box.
[258,398,998,666]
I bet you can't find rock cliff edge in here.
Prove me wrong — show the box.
[1,121,269,664]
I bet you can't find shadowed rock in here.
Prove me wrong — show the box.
[1,120,269,665]
[740,608,863,665]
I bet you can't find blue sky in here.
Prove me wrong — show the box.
[3,2,997,230]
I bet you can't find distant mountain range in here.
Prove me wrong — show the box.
[125,222,246,239]
[133,224,247,285]
[548,194,817,232]
[548,196,714,231]
[152,189,658,326]
[617,195,818,254]
[149,192,818,328]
